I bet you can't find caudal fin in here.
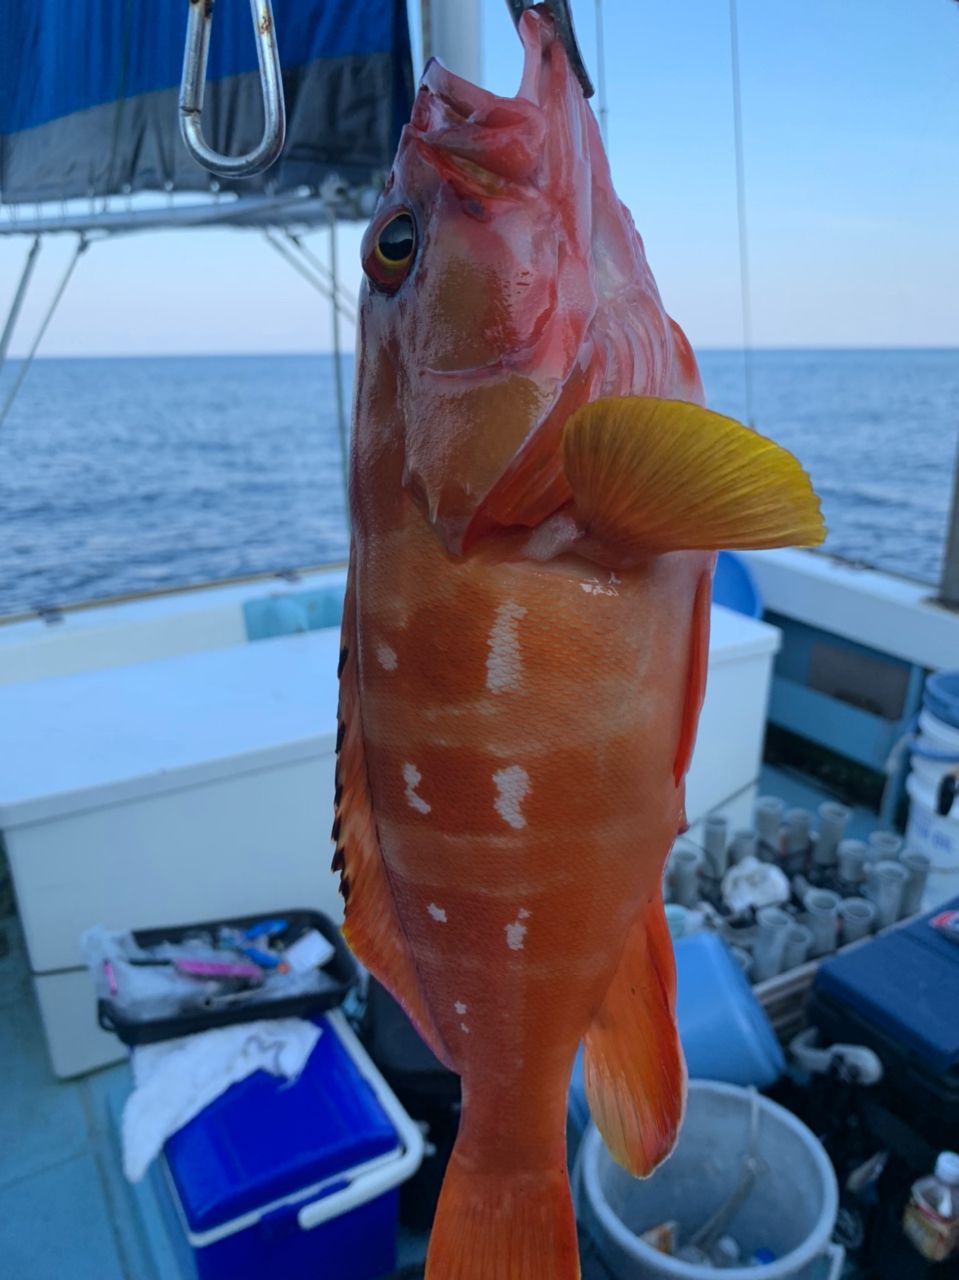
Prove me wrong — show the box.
[425,1152,580,1280]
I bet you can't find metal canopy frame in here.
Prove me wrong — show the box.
[0,189,363,472]
[0,187,380,239]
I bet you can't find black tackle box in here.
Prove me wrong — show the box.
[97,908,356,1046]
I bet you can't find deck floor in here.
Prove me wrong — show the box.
[0,765,881,1279]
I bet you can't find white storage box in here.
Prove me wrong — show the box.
[0,630,343,1077]
[685,605,780,825]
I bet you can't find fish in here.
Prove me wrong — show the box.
[333,8,824,1279]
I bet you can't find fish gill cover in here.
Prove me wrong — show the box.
[0,0,414,204]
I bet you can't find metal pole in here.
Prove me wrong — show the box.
[421,0,432,71]
[940,431,959,610]
[0,235,42,372]
[427,0,481,82]
[328,218,349,496]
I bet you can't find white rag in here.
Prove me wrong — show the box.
[122,1017,321,1182]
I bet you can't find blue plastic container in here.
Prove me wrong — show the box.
[674,932,785,1087]
[243,571,348,641]
[713,552,763,619]
[157,1010,423,1280]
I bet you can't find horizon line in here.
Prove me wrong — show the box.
[5,344,959,361]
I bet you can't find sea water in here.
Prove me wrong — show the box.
[0,348,956,616]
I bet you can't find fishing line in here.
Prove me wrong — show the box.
[728,0,756,429]
[595,0,609,147]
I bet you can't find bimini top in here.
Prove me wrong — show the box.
[0,0,414,206]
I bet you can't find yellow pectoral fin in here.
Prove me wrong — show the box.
[562,395,826,554]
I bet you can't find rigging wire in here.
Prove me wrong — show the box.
[260,228,356,323]
[728,0,756,428]
[0,235,89,433]
[283,231,357,323]
[260,225,352,499]
[0,235,43,372]
[328,218,350,497]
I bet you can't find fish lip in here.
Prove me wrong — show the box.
[417,8,555,114]
[418,58,507,122]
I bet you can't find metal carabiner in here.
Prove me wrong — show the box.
[506,0,595,98]
[179,0,286,179]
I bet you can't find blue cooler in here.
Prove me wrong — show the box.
[156,1009,423,1280]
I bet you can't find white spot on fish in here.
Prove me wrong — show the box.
[486,602,526,693]
[403,763,431,814]
[454,1001,467,1015]
[376,643,398,671]
[580,574,620,597]
[427,903,447,923]
[460,1023,470,1034]
[505,915,528,951]
[493,765,530,830]
[517,908,530,920]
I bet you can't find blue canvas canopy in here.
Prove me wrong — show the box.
[0,0,414,205]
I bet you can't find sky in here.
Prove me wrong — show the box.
[1,0,957,356]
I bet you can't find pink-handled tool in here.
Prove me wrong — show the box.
[174,959,264,980]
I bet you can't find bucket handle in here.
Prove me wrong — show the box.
[687,1086,762,1251]
[885,719,959,775]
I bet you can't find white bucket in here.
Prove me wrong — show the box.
[574,1081,839,1280]
[904,709,959,910]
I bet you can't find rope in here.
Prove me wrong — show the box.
[0,236,89,432]
[728,0,756,428]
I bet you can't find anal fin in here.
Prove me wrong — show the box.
[583,897,686,1177]
[335,554,452,1069]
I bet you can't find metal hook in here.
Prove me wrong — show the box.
[179,0,286,179]
[506,0,595,98]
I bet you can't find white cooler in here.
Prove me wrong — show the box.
[0,630,343,1077]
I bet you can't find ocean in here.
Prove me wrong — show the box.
[0,349,956,618]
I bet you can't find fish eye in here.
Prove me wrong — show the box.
[365,210,417,293]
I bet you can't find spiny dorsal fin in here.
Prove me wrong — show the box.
[562,395,825,554]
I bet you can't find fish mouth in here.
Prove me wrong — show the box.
[409,10,564,185]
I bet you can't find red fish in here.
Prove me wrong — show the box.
[333,9,824,1278]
